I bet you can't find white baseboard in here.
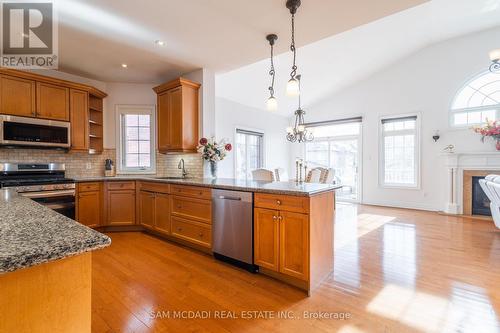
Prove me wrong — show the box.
[360,199,440,212]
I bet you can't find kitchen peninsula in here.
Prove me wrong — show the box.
[0,189,110,332]
[74,176,341,294]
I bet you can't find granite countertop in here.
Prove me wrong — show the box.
[0,189,111,274]
[74,176,342,196]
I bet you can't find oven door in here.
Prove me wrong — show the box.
[20,189,75,219]
[0,115,71,148]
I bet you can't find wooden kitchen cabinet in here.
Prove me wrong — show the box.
[155,193,171,235]
[70,89,89,151]
[153,78,201,153]
[139,190,155,229]
[254,208,280,272]
[36,82,70,121]
[76,182,102,228]
[254,195,310,281]
[137,182,171,235]
[0,75,36,117]
[105,182,136,226]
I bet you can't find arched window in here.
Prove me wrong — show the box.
[451,71,500,127]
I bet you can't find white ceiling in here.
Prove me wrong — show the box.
[55,0,426,83]
[216,0,500,115]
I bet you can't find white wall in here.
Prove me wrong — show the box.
[293,27,500,211]
[215,97,291,178]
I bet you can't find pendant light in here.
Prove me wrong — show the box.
[489,49,500,73]
[286,75,313,143]
[285,0,301,96]
[266,34,278,111]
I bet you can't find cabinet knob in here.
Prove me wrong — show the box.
[199,233,203,237]
[273,215,277,221]
[177,227,182,232]
[278,216,283,222]
[276,200,281,205]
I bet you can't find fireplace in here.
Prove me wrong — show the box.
[471,176,491,216]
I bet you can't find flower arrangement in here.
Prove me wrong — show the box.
[472,119,500,150]
[197,137,232,162]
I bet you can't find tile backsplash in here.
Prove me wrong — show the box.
[0,148,204,178]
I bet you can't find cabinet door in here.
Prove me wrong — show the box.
[157,91,171,152]
[254,208,279,272]
[168,87,183,150]
[138,190,155,229]
[155,193,171,235]
[36,82,70,121]
[0,75,36,117]
[70,89,89,151]
[77,191,101,228]
[279,211,309,280]
[106,189,136,226]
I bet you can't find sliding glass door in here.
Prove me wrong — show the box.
[305,121,362,202]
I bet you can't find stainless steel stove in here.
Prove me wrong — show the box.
[0,163,76,219]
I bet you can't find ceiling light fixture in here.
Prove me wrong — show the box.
[155,40,165,46]
[286,75,313,143]
[266,34,278,111]
[489,49,500,73]
[121,63,128,68]
[285,0,301,97]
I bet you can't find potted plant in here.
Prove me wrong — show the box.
[472,119,500,151]
[197,137,232,178]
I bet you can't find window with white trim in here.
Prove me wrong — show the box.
[380,115,419,188]
[451,71,500,127]
[116,106,156,174]
[235,129,264,180]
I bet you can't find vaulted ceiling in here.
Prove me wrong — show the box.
[56,0,427,83]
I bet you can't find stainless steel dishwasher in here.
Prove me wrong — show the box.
[212,189,256,272]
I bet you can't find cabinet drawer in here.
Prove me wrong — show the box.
[171,217,211,248]
[107,181,136,190]
[170,184,211,200]
[78,182,100,192]
[171,196,212,224]
[254,193,309,214]
[138,181,170,194]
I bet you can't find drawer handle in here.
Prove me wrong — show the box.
[276,200,281,205]
[177,205,182,209]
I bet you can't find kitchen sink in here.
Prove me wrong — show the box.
[155,176,188,180]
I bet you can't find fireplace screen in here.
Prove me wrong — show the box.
[472,176,491,216]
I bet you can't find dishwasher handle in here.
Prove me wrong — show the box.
[218,195,242,201]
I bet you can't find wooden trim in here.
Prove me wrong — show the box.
[153,77,201,94]
[0,68,107,98]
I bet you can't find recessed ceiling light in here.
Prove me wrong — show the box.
[121,63,128,68]
[155,40,165,46]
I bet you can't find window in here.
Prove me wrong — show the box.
[380,115,419,188]
[305,119,361,201]
[235,129,264,180]
[451,71,500,127]
[116,105,156,174]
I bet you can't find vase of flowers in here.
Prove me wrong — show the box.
[473,120,500,151]
[197,137,232,178]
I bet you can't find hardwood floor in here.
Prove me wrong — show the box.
[92,203,500,333]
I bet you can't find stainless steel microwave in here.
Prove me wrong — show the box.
[0,115,71,149]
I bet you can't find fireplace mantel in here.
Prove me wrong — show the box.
[442,151,500,214]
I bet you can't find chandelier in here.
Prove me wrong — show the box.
[490,49,500,73]
[266,34,278,111]
[286,75,313,143]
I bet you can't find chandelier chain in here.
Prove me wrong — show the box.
[268,42,275,96]
[290,13,297,79]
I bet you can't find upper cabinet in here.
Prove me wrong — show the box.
[0,69,107,153]
[153,78,201,153]
[0,75,36,117]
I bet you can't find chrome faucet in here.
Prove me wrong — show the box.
[178,158,188,178]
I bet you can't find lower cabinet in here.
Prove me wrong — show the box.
[138,189,170,235]
[76,182,102,228]
[254,207,309,281]
[171,216,211,248]
[105,181,136,226]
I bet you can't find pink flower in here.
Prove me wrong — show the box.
[199,138,208,145]
[225,143,232,151]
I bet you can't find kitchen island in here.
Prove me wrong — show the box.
[74,177,340,294]
[0,188,110,333]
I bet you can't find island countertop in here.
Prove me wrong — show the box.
[0,189,111,274]
[74,177,342,197]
